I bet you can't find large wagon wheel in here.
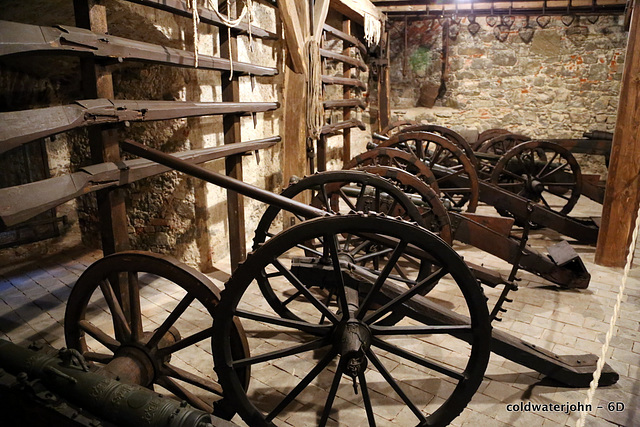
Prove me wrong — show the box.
[490,140,583,216]
[399,124,479,169]
[357,165,452,242]
[253,170,449,323]
[214,214,491,427]
[477,133,530,155]
[380,119,421,136]
[376,132,480,213]
[345,147,441,194]
[64,251,249,419]
[474,128,511,150]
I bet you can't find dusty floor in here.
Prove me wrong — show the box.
[0,195,639,426]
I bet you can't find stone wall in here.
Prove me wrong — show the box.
[388,15,627,141]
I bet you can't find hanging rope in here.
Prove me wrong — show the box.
[364,12,382,47]
[576,202,640,427]
[188,0,201,67]
[188,0,256,76]
[306,39,324,141]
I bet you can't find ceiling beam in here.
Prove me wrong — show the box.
[330,0,385,24]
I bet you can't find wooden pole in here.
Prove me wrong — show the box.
[74,0,131,323]
[377,30,391,132]
[595,0,640,267]
[220,0,246,269]
[342,17,353,165]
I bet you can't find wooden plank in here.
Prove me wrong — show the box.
[330,0,384,24]
[220,1,245,269]
[312,0,331,41]
[342,18,353,166]
[278,0,307,74]
[282,65,309,227]
[595,0,640,267]
[377,31,390,131]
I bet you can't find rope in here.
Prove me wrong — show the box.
[306,39,324,141]
[188,0,255,76]
[576,201,640,427]
[364,12,382,47]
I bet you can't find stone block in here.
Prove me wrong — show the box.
[490,51,517,67]
[531,31,566,56]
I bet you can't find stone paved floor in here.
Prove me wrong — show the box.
[0,196,639,426]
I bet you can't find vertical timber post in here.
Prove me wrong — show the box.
[378,29,390,132]
[219,1,246,269]
[342,18,353,165]
[595,0,640,267]
[73,0,131,320]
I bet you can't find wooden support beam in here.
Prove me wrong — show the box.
[330,0,384,24]
[377,30,390,131]
[74,0,131,322]
[220,1,246,269]
[73,0,130,257]
[342,18,353,166]
[278,0,307,74]
[595,0,640,267]
[312,0,331,41]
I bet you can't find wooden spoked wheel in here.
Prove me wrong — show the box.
[376,132,480,213]
[214,214,491,427]
[490,140,583,216]
[253,170,445,323]
[476,133,530,155]
[474,128,512,150]
[64,251,250,419]
[398,124,479,169]
[380,119,421,136]
[345,147,441,194]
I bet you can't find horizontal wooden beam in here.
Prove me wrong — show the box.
[330,0,385,24]
[377,0,626,15]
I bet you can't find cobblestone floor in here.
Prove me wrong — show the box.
[0,197,638,426]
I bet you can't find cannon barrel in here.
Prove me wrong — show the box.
[0,339,229,427]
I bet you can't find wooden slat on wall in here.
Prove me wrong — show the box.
[595,0,640,267]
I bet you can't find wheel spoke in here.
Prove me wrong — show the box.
[157,375,213,412]
[367,349,427,423]
[128,271,143,342]
[265,348,338,422]
[539,194,552,210]
[99,279,132,342]
[358,370,377,426]
[357,240,408,319]
[272,259,340,324]
[536,151,559,178]
[281,290,303,307]
[163,362,223,396]
[234,309,332,335]
[146,293,196,349]
[354,247,394,263]
[539,162,569,179]
[157,326,214,357]
[354,184,368,211]
[78,319,120,352]
[372,337,464,381]
[370,324,472,335]
[338,188,357,211]
[350,239,372,256]
[327,234,350,317]
[232,337,331,368]
[319,362,344,426]
[364,268,448,325]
